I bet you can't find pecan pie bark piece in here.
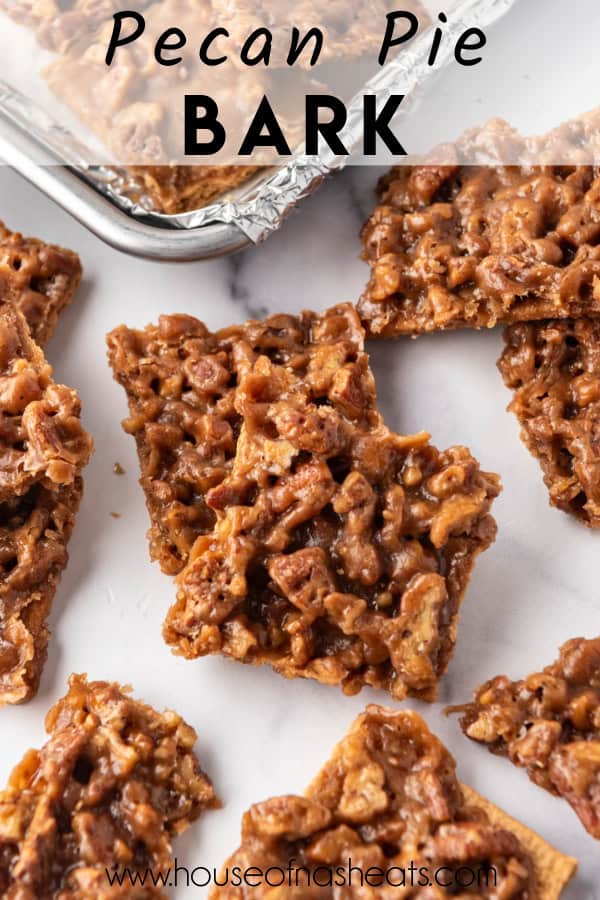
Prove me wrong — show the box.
[107,305,369,576]
[0,308,93,705]
[0,674,218,899]
[166,338,500,701]
[450,636,600,839]
[0,221,82,346]
[359,165,600,337]
[211,705,576,899]
[498,318,600,527]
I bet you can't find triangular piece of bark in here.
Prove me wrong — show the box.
[0,307,92,705]
[450,636,600,840]
[0,674,218,898]
[0,221,82,346]
[213,705,576,899]
[165,324,500,701]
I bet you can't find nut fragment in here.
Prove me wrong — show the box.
[450,636,600,839]
[0,674,218,898]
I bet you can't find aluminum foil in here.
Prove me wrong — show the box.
[0,0,519,249]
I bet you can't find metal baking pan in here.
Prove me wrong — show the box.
[0,113,252,261]
[0,0,518,261]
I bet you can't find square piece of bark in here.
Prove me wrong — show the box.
[0,673,218,898]
[0,307,92,705]
[0,220,82,346]
[359,165,600,337]
[107,305,370,576]
[451,636,600,840]
[212,705,576,899]
[498,318,600,527]
[165,329,500,701]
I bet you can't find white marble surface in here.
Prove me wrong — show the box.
[0,165,598,896]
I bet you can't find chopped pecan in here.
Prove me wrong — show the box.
[450,636,600,839]
[0,674,218,898]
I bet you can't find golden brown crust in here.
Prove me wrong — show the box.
[450,636,600,840]
[460,785,577,900]
[0,220,82,346]
[211,705,546,899]
[359,165,600,337]
[0,673,218,899]
[498,318,600,527]
[163,306,500,701]
[0,308,93,705]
